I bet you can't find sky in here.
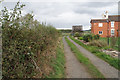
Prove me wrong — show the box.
[1,0,120,30]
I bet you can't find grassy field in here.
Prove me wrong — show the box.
[65,37,104,78]
[70,36,120,70]
[47,38,65,78]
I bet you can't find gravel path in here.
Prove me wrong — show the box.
[67,36,119,78]
[63,37,92,78]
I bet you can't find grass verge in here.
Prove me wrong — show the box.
[70,36,120,70]
[65,37,104,78]
[47,38,65,78]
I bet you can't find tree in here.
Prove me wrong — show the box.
[74,32,80,37]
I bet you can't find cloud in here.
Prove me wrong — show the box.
[3,0,120,2]
[1,1,119,30]
[73,2,117,15]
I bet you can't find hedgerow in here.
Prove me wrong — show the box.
[2,2,59,78]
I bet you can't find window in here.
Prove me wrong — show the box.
[99,23,103,27]
[111,21,114,27]
[111,29,115,36]
[99,31,103,35]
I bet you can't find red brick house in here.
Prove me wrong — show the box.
[90,15,120,37]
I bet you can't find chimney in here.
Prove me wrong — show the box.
[105,11,108,19]
[102,11,108,19]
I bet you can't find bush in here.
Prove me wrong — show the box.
[78,37,83,40]
[74,32,80,37]
[94,34,100,40]
[89,40,107,47]
[83,34,93,42]
[2,2,59,78]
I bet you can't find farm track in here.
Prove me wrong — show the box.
[67,36,118,78]
[63,37,92,78]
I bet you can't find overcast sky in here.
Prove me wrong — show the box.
[1,0,120,30]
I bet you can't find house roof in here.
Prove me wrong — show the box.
[90,19,107,23]
[108,15,120,21]
[90,15,120,23]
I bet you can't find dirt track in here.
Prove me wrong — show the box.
[63,37,92,78]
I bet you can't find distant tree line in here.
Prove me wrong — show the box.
[59,29,72,33]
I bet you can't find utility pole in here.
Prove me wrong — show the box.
[118,29,120,52]
[104,11,109,46]
[107,19,109,46]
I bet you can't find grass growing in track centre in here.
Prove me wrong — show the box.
[65,37,104,78]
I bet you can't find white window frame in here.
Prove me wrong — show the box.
[99,23,103,27]
[98,31,103,35]
[111,21,114,27]
[111,29,115,36]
